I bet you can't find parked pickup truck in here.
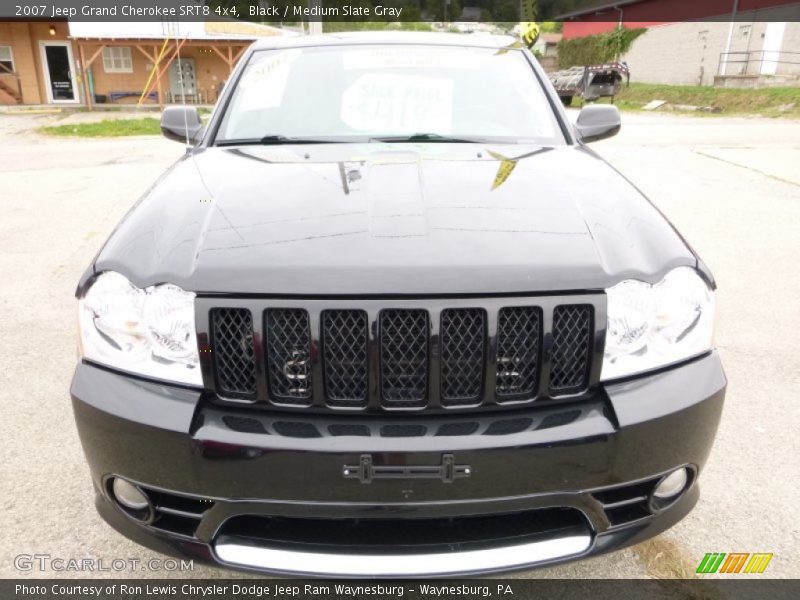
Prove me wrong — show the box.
[549,62,630,105]
[71,33,723,578]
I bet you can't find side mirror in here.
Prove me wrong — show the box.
[160,106,203,145]
[575,104,621,143]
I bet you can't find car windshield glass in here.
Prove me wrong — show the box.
[215,44,564,145]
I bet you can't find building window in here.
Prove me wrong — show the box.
[739,25,751,40]
[0,46,14,74]
[102,46,133,73]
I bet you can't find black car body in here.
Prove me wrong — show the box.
[71,33,725,577]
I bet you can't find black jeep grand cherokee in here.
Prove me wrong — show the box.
[71,33,725,577]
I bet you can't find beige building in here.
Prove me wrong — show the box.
[0,20,295,106]
[533,32,562,73]
[621,19,800,87]
[560,0,800,87]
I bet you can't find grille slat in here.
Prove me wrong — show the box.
[265,309,313,405]
[379,309,429,407]
[322,310,369,407]
[550,305,593,394]
[211,308,257,399]
[495,307,542,401]
[440,309,486,406]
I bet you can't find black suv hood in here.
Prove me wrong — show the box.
[94,143,695,294]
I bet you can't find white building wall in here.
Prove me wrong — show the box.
[621,21,730,85]
[620,6,800,85]
[777,21,800,76]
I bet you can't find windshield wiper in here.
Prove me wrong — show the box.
[217,133,505,146]
[216,135,339,146]
[369,133,493,144]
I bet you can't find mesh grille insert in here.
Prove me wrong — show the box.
[211,308,257,399]
[265,309,313,405]
[440,308,486,406]
[495,307,542,401]
[208,298,596,412]
[550,305,593,394]
[379,309,429,407]
[322,310,369,407]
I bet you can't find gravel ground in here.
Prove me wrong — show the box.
[0,110,798,579]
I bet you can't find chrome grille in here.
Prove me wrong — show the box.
[322,310,369,407]
[265,309,313,405]
[210,308,256,399]
[204,297,599,413]
[379,309,429,407]
[440,308,486,406]
[495,307,542,401]
[550,305,593,394]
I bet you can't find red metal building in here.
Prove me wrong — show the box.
[560,0,799,39]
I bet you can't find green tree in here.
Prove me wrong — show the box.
[540,21,563,33]
[557,27,646,68]
[426,0,461,21]
[491,0,518,22]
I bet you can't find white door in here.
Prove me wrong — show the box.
[39,42,79,103]
[169,58,196,100]
[761,22,786,75]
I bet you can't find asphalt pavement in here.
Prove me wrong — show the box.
[0,110,798,579]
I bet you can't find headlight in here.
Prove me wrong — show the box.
[78,271,201,386]
[602,267,714,381]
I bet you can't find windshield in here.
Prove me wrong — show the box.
[215,44,564,145]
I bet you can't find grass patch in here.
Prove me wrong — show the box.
[599,83,800,118]
[633,538,724,598]
[633,537,699,579]
[39,117,161,137]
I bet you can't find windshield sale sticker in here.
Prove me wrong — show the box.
[341,74,453,134]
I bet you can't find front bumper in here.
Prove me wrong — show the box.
[70,352,725,577]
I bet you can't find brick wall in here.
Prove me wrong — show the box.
[1,20,246,105]
[0,21,70,104]
[84,43,236,105]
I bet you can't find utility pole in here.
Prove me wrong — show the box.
[308,0,323,35]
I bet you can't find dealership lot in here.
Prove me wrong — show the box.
[0,111,798,578]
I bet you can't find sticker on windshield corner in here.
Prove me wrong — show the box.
[341,74,453,134]
[237,49,300,108]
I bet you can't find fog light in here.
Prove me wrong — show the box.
[653,468,688,500]
[112,478,149,510]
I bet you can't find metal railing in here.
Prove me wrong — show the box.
[718,50,800,76]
